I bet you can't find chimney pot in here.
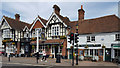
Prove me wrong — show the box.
[15,14,20,21]
[78,5,85,22]
[53,5,60,15]
[81,5,83,9]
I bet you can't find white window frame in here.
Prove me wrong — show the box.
[115,34,120,41]
[51,25,60,36]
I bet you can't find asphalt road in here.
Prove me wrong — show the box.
[1,56,120,68]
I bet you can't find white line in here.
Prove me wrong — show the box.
[3,62,48,66]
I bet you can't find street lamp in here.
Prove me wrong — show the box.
[76,23,78,65]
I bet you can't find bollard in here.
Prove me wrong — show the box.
[8,55,10,62]
[36,52,39,64]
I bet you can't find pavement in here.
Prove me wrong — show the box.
[1,56,119,67]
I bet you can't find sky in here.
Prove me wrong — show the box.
[0,2,118,24]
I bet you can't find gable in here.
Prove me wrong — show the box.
[46,12,67,27]
[23,26,29,31]
[49,15,60,24]
[32,20,44,29]
[1,19,11,29]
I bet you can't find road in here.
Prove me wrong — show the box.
[1,56,120,68]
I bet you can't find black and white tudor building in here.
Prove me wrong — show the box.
[0,5,120,61]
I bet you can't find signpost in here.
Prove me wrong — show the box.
[35,28,42,63]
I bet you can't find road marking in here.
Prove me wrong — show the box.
[3,62,48,66]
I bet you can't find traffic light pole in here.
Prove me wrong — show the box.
[72,33,75,66]
[76,44,78,65]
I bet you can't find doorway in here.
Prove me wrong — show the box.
[55,46,58,58]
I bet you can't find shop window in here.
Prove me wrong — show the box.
[79,50,83,56]
[115,34,120,41]
[95,49,98,56]
[115,49,120,57]
[99,49,103,56]
[90,49,93,56]
[84,49,88,56]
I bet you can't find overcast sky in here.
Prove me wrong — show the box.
[0,2,118,24]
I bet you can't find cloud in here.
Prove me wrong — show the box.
[1,2,118,24]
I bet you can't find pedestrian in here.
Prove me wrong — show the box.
[41,49,47,62]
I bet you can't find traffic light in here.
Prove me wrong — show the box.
[68,33,74,44]
[75,33,79,43]
[68,35,71,44]
[71,33,74,41]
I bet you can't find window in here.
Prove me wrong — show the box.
[55,27,56,36]
[115,34,120,41]
[56,26,59,35]
[52,27,54,36]
[90,49,93,56]
[95,49,98,56]
[87,36,90,42]
[115,49,120,57]
[60,46,62,53]
[3,29,11,38]
[87,36,95,42]
[52,25,59,36]
[84,49,88,56]
[91,36,95,41]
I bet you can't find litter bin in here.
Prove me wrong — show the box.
[56,53,61,63]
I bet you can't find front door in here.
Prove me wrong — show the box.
[98,49,103,61]
[105,49,111,62]
[55,46,58,58]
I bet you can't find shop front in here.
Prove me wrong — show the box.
[2,39,17,57]
[30,39,66,58]
[111,44,120,61]
[68,44,105,61]
[20,38,31,57]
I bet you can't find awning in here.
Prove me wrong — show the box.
[30,39,65,45]
[112,44,120,49]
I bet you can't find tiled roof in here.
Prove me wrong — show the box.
[70,15,120,34]
[56,13,70,27]
[38,15,47,26]
[3,16,30,31]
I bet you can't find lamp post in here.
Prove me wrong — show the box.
[76,23,78,65]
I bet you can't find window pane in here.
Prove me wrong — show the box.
[87,36,90,42]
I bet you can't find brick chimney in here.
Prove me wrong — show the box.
[15,14,20,21]
[53,5,60,15]
[78,5,85,21]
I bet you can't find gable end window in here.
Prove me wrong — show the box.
[115,34,120,41]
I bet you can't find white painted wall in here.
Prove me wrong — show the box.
[67,32,120,49]
[0,31,2,51]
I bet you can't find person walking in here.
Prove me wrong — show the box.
[41,49,47,62]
